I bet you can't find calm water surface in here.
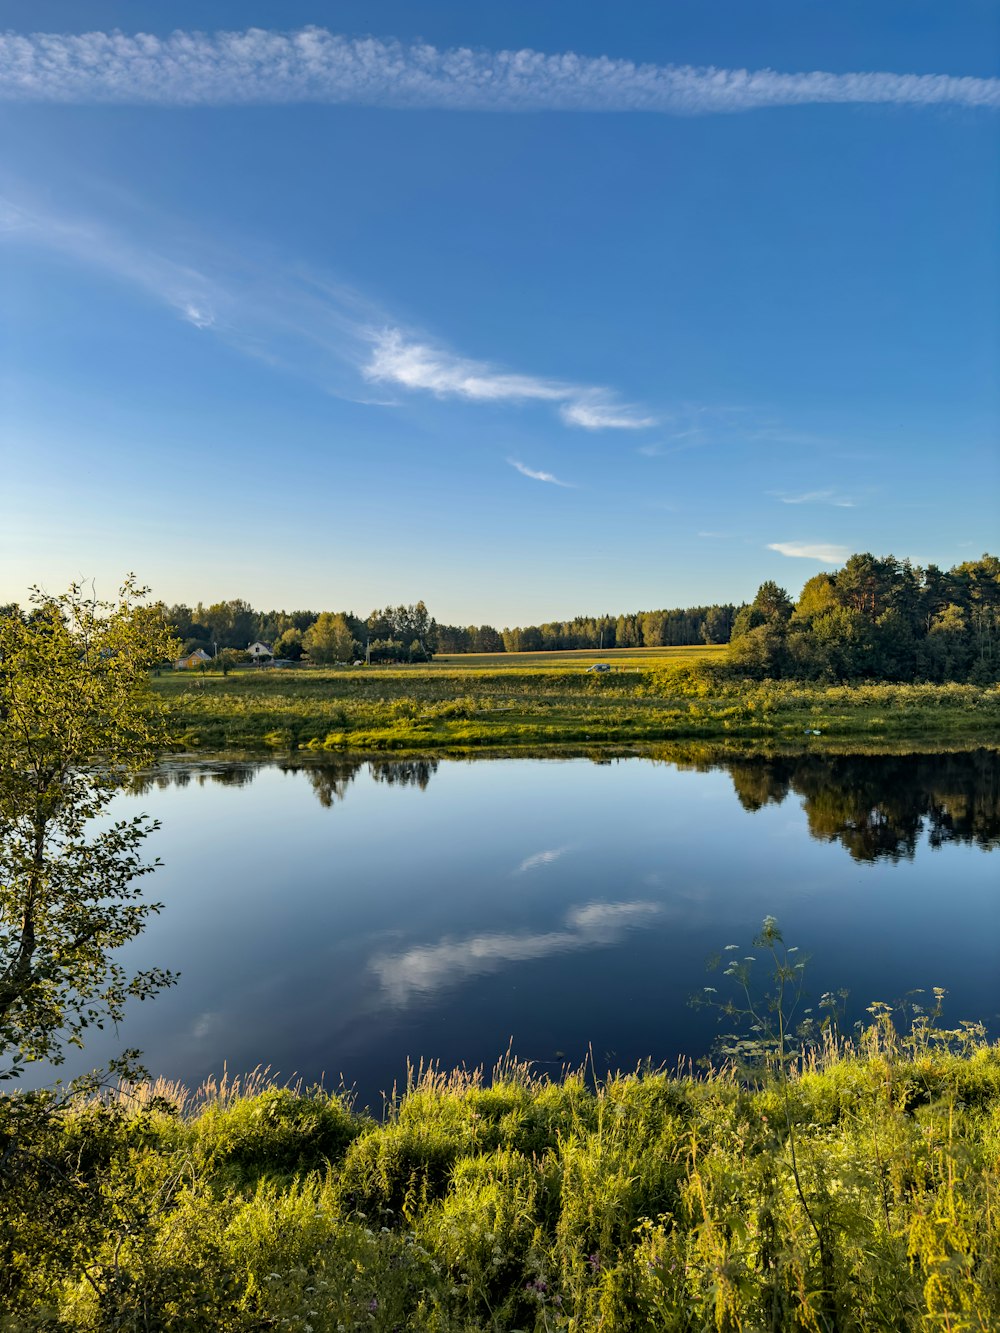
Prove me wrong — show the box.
[56,750,1000,1106]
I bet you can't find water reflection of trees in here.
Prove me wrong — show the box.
[131,749,997,862]
[130,762,260,794]
[725,749,1000,862]
[306,758,439,806]
[132,757,439,809]
[370,758,438,791]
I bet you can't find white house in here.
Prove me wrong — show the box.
[247,641,274,662]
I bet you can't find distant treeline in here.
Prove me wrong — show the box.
[153,550,998,680]
[441,604,737,654]
[158,599,736,662]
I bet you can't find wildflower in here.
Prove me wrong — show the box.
[588,1252,602,1272]
[368,1297,379,1312]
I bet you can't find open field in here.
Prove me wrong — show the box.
[151,659,1000,752]
[7,1025,999,1329]
[428,644,725,670]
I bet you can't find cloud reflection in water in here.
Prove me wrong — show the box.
[370,901,661,1008]
[514,846,573,874]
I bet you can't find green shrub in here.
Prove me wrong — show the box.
[193,1088,364,1184]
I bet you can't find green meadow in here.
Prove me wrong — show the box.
[151,654,1000,753]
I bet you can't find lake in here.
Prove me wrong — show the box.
[47,747,1000,1108]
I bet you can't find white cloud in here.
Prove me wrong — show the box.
[560,398,656,431]
[366,329,566,404]
[775,489,855,507]
[767,541,850,562]
[507,459,574,488]
[1,29,997,114]
[370,900,661,1006]
[365,328,653,430]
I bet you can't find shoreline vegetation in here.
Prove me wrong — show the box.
[150,650,1000,753]
[6,1021,998,1328]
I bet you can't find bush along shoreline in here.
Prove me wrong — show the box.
[3,942,998,1330]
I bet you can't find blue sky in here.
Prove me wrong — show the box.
[1,2,997,625]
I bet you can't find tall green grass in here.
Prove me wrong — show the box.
[3,1017,998,1329]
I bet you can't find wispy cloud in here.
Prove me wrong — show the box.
[507,459,574,488]
[560,398,656,431]
[773,489,855,507]
[1,29,997,114]
[0,192,649,428]
[181,302,215,330]
[370,901,661,1006]
[0,196,222,330]
[0,191,380,400]
[767,541,850,562]
[365,329,653,430]
[636,405,790,458]
[366,329,566,404]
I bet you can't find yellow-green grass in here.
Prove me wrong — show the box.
[7,1027,1000,1329]
[151,660,1000,753]
[428,643,725,671]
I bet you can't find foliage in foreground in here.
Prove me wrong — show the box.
[2,1019,998,1331]
[0,582,178,1082]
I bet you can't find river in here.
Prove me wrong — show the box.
[43,747,1000,1108]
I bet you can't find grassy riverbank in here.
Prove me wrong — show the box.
[151,654,1000,752]
[5,1021,998,1330]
